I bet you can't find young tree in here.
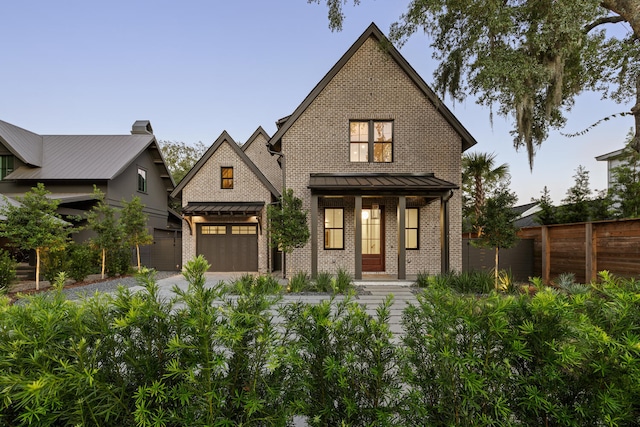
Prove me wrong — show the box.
[121,196,153,272]
[267,189,310,279]
[86,188,123,279]
[557,165,593,224]
[159,140,207,184]
[532,186,558,225]
[0,183,72,290]
[462,152,509,236]
[313,1,640,167]
[475,185,520,290]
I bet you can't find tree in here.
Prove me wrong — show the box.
[86,187,123,279]
[121,197,153,272]
[312,0,640,167]
[267,189,310,279]
[532,186,557,225]
[475,185,520,290]
[609,138,640,217]
[0,183,72,290]
[159,140,207,184]
[556,165,593,223]
[462,152,509,236]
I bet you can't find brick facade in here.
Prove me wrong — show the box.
[280,36,464,277]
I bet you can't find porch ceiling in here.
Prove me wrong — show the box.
[308,173,458,196]
[182,201,265,216]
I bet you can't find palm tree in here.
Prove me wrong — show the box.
[462,152,509,236]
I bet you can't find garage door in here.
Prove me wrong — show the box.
[197,224,258,271]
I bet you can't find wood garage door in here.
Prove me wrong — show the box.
[197,224,258,271]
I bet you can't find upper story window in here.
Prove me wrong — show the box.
[137,167,147,193]
[0,155,14,180]
[221,167,234,189]
[405,208,419,249]
[324,208,344,249]
[349,120,393,163]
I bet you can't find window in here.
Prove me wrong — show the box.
[405,208,419,249]
[221,167,233,189]
[324,208,344,249]
[349,120,393,163]
[137,167,147,192]
[201,225,226,235]
[0,155,14,179]
[232,225,256,234]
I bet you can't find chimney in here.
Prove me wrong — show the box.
[131,120,153,135]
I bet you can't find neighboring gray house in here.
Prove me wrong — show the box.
[0,119,180,270]
[596,147,629,190]
[175,23,478,278]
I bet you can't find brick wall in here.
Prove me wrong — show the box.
[243,131,283,192]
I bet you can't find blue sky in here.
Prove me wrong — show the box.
[0,1,632,204]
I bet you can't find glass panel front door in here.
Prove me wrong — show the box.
[362,207,384,271]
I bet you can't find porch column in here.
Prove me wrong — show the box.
[311,194,318,279]
[355,195,362,280]
[398,196,406,280]
[440,191,452,274]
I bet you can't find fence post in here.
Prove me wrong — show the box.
[542,226,550,284]
[585,222,597,283]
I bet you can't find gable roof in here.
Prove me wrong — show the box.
[0,119,175,193]
[0,119,43,166]
[268,22,478,152]
[596,147,625,161]
[171,130,280,199]
[241,126,270,152]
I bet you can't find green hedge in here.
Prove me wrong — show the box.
[1,261,639,426]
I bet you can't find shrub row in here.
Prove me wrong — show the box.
[1,259,639,426]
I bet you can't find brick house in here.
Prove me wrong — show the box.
[175,23,477,278]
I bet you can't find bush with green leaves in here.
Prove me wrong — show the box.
[67,242,99,282]
[416,270,494,294]
[227,273,283,295]
[288,270,312,293]
[0,249,16,293]
[105,246,132,277]
[41,246,70,283]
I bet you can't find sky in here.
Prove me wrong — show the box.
[0,1,633,204]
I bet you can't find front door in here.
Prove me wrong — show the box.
[362,206,384,271]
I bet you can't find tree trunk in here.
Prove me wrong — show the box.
[35,247,41,291]
[494,247,499,291]
[136,244,141,272]
[632,73,640,152]
[101,248,106,279]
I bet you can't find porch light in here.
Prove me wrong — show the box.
[372,204,379,219]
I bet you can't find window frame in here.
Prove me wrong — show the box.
[349,120,393,163]
[0,155,14,180]
[137,167,147,193]
[324,207,344,250]
[405,207,419,250]
[221,166,234,189]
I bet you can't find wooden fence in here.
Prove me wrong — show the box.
[518,218,640,284]
[462,238,534,282]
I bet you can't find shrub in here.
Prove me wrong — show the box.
[229,273,283,295]
[416,270,494,294]
[67,243,99,282]
[0,249,16,293]
[333,267,354,294]
[288,271,311,293]
[41,246,70,283]
[313,271,333,292]
[106,246,132,277]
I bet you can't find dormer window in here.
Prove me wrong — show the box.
[349,120,393,163]
[0,155,14,180]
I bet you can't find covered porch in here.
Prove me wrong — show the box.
[308,173,458,280]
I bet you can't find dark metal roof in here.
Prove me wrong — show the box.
[182,201,265,216]
[308,173,458,196]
